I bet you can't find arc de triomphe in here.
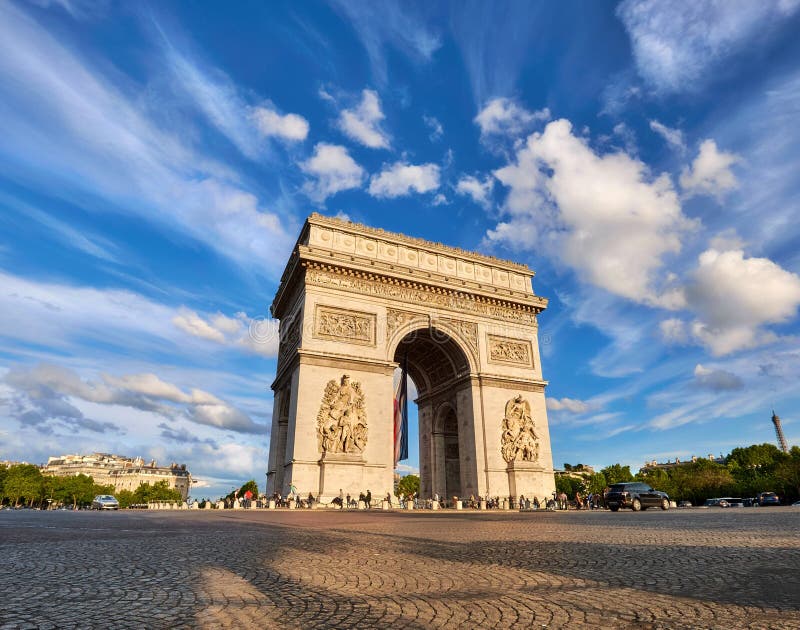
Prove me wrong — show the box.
[266,213,555,502]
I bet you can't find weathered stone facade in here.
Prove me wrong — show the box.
[266,213,555,501]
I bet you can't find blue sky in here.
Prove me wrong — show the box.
[2,0,800,499]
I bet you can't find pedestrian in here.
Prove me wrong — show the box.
[365,490,372,509]
[338,488,344,509]
[346,493,351,509]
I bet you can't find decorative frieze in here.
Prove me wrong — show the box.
[487,334,533,366]
[317,374,367,455]
[305,266,538,325]
[438,318,479,358]
[501,395,540,463]
[314,304,376,346]
[386,308,421,338]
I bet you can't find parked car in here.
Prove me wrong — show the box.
[792,500,800,507]
[720,497,745,507]
[678,500,692,508]
[605,482,670,512]
[91,495,119,510]
[757,492,781,506]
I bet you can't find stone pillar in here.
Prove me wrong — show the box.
[455,500,462,510]
[480,499,487,510]
[268,500,276,509]
[216,500,224,510]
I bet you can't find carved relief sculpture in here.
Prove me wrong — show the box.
[317,374,368,455]
[314,305,375,345]
[501,395,540,463]
[488,334,533,366]
[386,308,419,338]
[440,318,479,358]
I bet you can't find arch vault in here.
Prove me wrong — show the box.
[266,213,555,501]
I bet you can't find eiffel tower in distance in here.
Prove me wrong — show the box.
[771,410,789,454]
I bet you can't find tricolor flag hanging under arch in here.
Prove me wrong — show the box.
[393,354,409,467]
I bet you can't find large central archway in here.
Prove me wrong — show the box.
[392,327,474,500]
[266,213,555,503]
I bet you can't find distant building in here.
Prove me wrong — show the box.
[772,411,789,454]
[43,453,192,500]
[639,453,725,475]
[554,464,595,480]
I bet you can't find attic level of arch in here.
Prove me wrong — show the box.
[271,215,548,320]
[272,260,547,324]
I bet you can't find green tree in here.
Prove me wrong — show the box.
[600,464,634,485]
[133,480,182,504]
[555,474,584,497]
[636,467,677,499]
[587,472,608,495]
[3,464,45,507]
[0,464,8,505]
[395,474,420,498]
[669,459,735,504]
[115,489,136,508]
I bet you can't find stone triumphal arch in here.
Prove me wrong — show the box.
[266,214,555,501]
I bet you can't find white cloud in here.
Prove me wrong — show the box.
[680,139,740,199]
[474,97,550,140]
[327,1,440,86]
[617,0,800,94]
[172,309,227,343]
[4,363,266,435]
[455,175,494,209]
[0,4,294,276]
[693,364,744,391]
[368,162,440,198]
[172,309,279,358]
[649,120,685,151]
[685,248,800,355]
[423,114,444,141]
[547,398,591,413]
[338,89,390,149]
[487,119,696,307]
[252,105,309,141]
[300,143,365,203]
[659,318,689,344]
[0,271,279,362]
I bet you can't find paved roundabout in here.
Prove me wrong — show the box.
[1,508,799,629]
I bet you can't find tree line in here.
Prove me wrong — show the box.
[0,463,183,509]
[556,443,800,504]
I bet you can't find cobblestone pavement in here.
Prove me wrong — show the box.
[1,508,799,629]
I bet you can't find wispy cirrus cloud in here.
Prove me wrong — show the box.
[617,0,800,94]
[328,0,440,86]
[0,3,295,277]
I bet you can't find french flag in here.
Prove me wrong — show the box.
[394,354,409,467]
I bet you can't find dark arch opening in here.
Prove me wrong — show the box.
[392,327,472,500]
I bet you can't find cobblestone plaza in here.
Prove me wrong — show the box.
[2,509,799,629]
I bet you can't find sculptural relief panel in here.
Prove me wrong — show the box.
[501,395,540,463]
[317,374,368,455]
[487,334,533,366]
[314,304,376,346]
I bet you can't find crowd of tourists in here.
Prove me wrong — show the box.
[255,488,610,510]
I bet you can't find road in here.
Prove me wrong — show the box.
[1,507,799,628]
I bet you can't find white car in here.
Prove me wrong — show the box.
[91,495,119,510]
